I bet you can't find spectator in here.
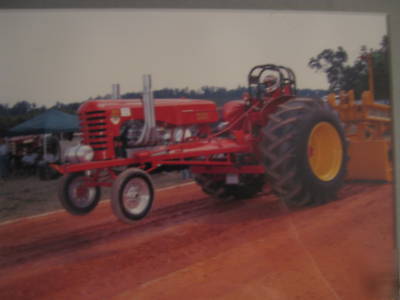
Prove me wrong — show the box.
[0,137,10,180]
[21,147,39,175]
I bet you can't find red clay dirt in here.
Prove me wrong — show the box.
[0,182,395,300]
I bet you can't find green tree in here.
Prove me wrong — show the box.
[309,36,390,100]
[308,46,348,92]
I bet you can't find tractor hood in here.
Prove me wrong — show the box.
[78,98,218,126]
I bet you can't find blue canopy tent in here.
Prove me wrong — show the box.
[8,109,79,167]
[8,109,79,136]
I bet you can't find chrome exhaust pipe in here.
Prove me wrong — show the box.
[111,83,120,99]
[136,74,158,145]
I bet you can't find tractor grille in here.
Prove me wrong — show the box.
[80,110,113,160]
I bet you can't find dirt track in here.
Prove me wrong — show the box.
[0,182,395,299]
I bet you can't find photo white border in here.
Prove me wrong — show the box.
[0,0,399,297]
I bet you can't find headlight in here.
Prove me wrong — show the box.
[65,145,94,163]
[76,145,94,162]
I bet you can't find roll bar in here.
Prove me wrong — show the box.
[247,64,297,99]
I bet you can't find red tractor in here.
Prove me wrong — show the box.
[54,64,348,223]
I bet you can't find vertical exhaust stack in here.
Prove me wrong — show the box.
[139,74,158,145]
[112,83,120,99]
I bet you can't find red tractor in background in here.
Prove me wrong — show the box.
[54,64,348,223]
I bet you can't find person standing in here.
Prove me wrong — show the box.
[0,137,10,180]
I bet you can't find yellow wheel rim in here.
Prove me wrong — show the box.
[307,122,343,182]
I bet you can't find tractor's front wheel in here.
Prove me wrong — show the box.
[262,97,347,207]
[111,168,154,223]
[59,172,101,215]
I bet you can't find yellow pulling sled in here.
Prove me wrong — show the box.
[327,90,392,182]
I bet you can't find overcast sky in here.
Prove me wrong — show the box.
[0,9,386,106]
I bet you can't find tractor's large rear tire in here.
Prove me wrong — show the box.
[195,174,265,201]
[261,97,348,207]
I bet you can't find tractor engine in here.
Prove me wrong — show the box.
[73,77,218,162]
